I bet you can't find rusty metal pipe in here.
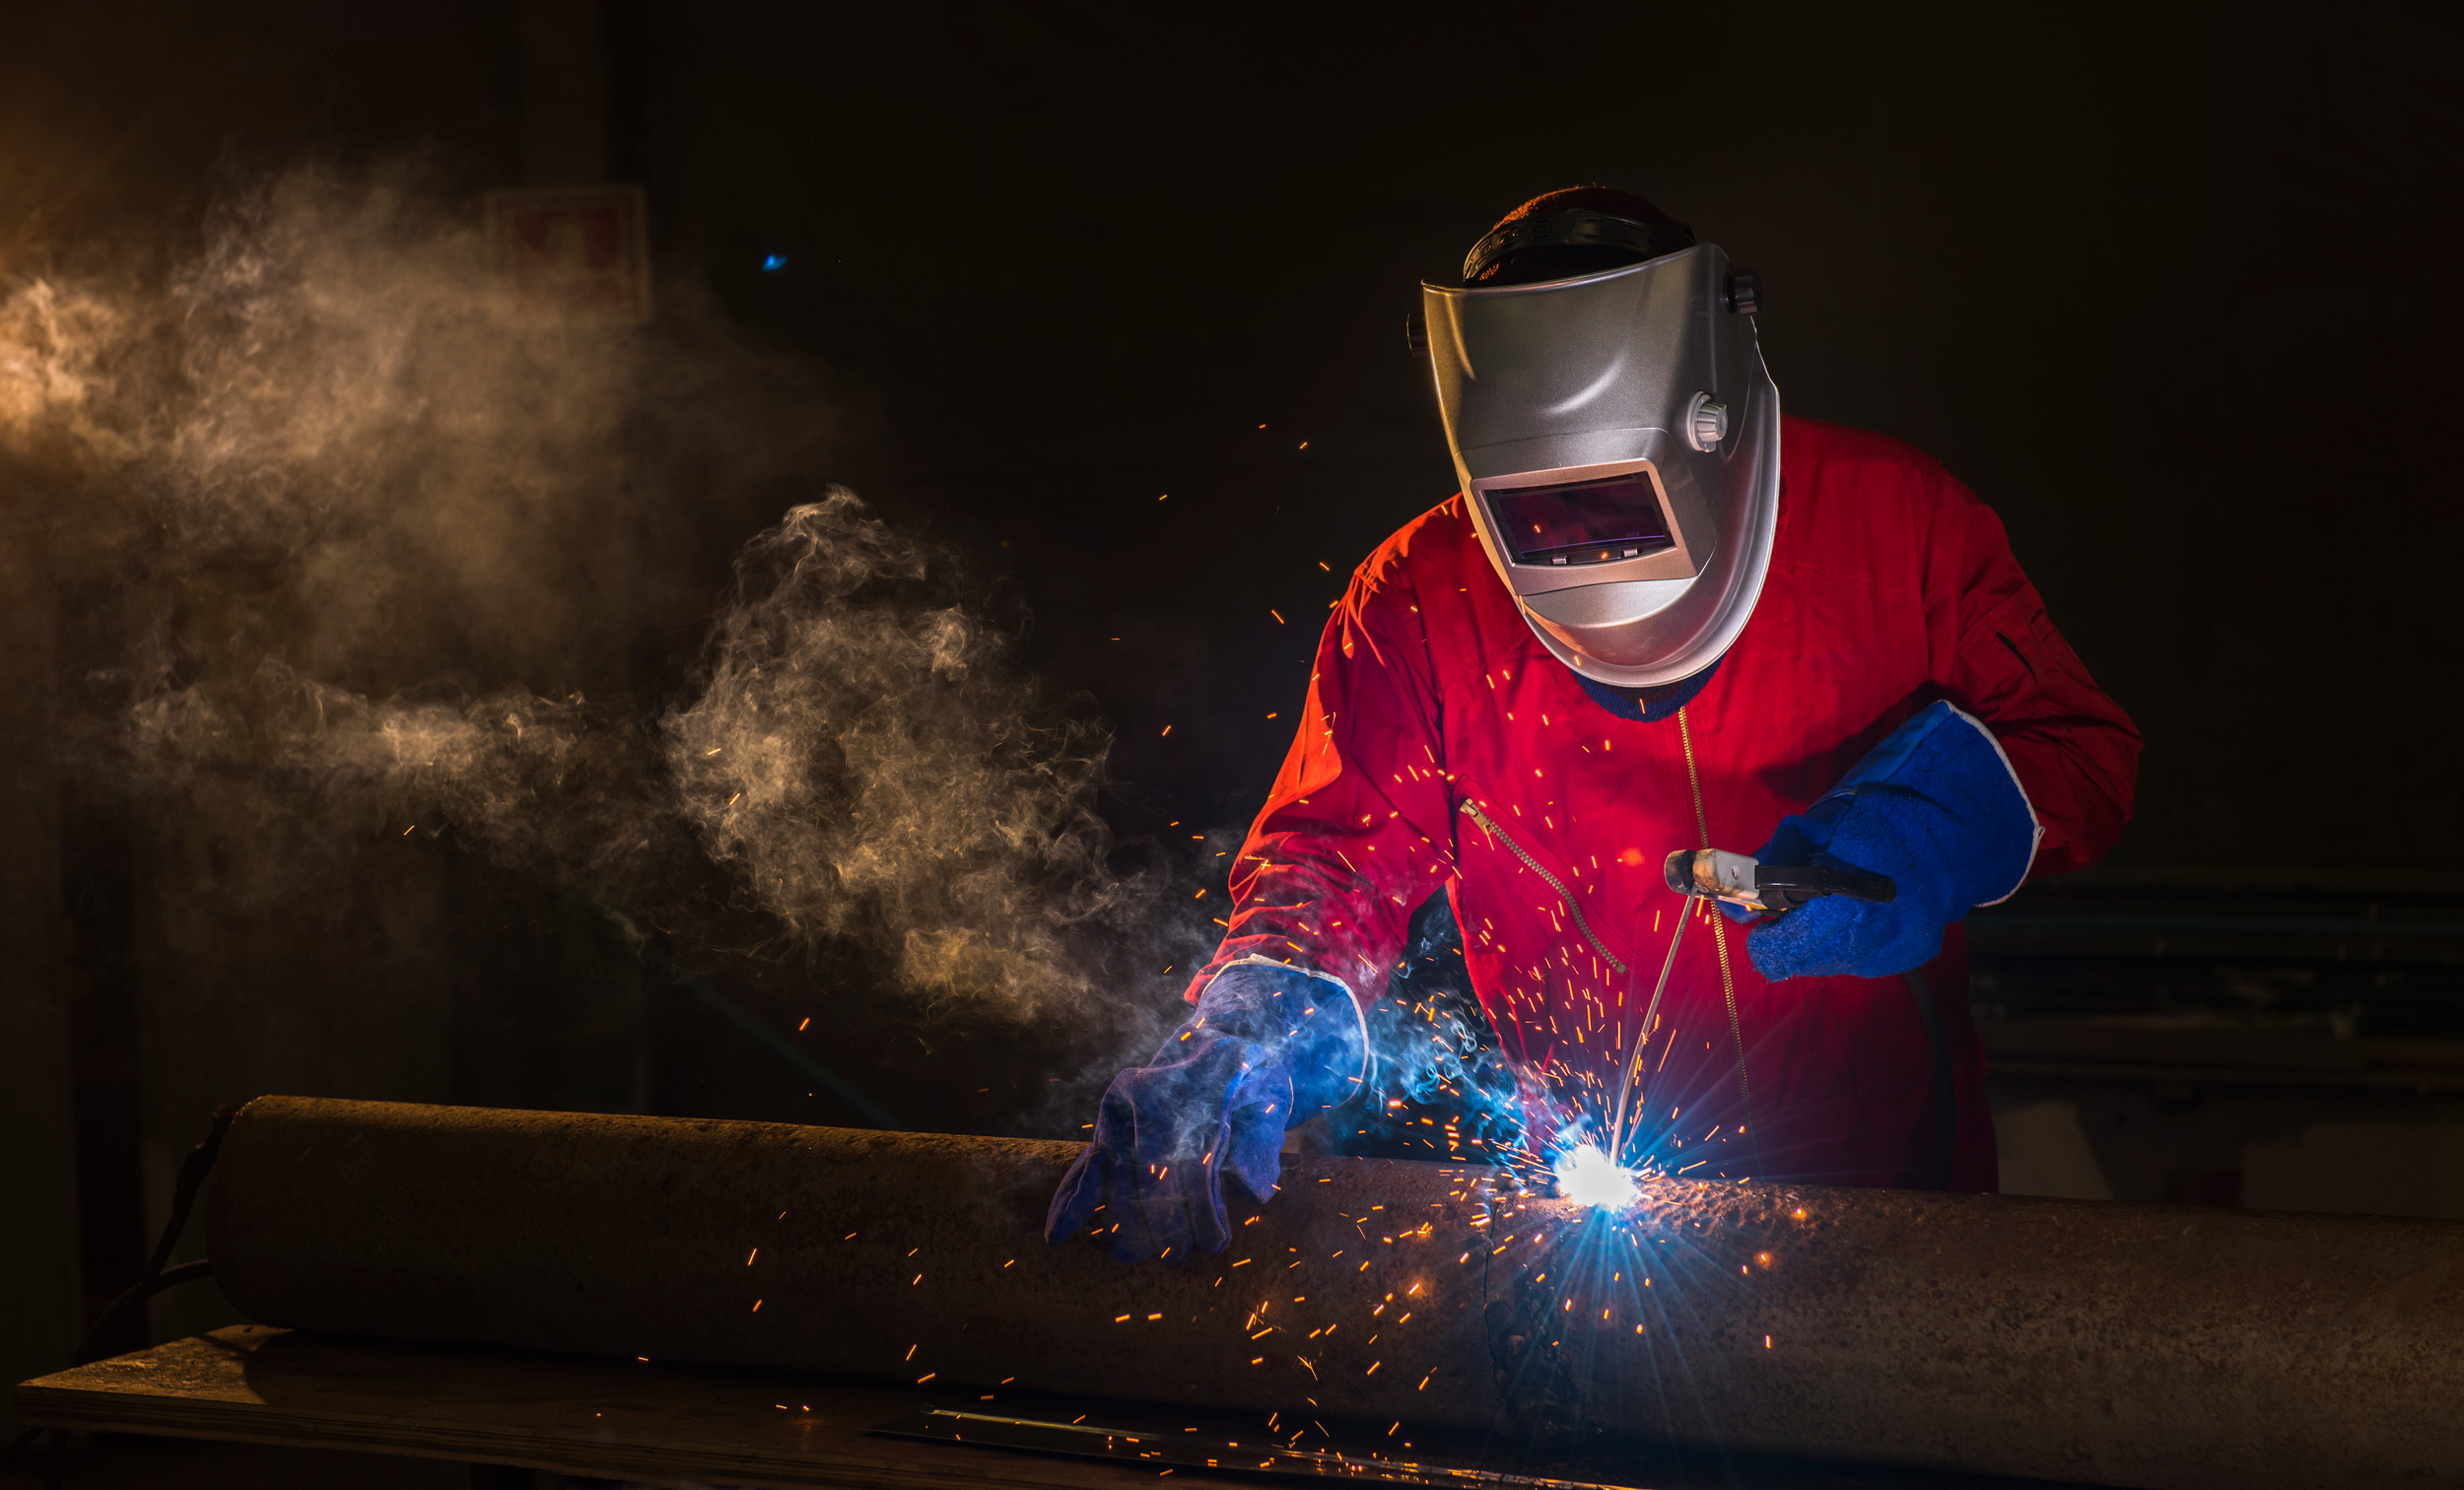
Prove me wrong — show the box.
[211,1097,2464,1488]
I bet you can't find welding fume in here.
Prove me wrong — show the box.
[1051,186,2142,1261]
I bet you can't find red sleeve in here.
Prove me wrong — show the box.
[1929,470,2142,878]
[1184,572,1461,1007]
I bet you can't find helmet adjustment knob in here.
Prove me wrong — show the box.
[1686,393,1730,451]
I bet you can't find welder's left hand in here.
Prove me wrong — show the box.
[1045,962,1365,1264]
[1735,701,2038,981]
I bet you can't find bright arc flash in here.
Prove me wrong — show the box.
[1553,1142,1641,1211]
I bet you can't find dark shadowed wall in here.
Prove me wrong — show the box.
[13,2,2455,862]
[633,2,2464,864]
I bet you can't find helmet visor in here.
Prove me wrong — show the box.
[1485,472,1676,568]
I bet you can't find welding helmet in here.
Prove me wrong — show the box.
[1422,215,1779,688]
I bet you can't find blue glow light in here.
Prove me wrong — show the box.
[761,253,788,272]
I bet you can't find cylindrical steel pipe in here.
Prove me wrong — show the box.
[211,1097,2464,1489]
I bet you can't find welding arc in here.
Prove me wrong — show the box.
[1608,906,1686,1166]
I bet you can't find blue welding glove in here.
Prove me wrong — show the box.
[1734,701,2038,982]
[1045,961,1366,1263]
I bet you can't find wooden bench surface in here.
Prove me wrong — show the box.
[13,1326,1274,1490]
[15,1326,2062,1490]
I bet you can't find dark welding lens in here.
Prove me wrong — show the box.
[1486,473,1674,566]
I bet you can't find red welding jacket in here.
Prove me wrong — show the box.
[1191,416,2140,1191]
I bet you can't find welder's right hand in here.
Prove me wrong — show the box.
[1734,700,2038,981]
[1045,961,1365,1263]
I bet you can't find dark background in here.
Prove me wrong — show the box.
[4,0,2463,1427]
[15,1,2460,857]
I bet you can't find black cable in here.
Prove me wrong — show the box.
[66,1257,216,1366]
[69,1107,239,1368]
[2,1108,240,1477]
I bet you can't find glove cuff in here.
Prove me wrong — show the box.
[1822,701,2040,909]
[1951,708,2042,906]
[1193,958,1368,1121]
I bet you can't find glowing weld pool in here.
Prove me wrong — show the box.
[1549,1142,1640,1212]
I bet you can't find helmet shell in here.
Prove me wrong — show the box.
[1423,244,1780,688]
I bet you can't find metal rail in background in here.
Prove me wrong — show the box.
[1966,876,2464,1044]
[1977,911,2464,942]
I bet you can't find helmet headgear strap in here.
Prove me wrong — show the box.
[1462,208,1695,283]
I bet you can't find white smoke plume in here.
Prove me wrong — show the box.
[0,163,1206,1041]
[665,495,1141,1015]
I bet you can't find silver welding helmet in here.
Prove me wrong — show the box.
[1423,242,1779,688]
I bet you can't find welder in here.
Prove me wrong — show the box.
[1051,186,2139,1262]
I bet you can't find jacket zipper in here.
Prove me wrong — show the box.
[1457,799,1627,979]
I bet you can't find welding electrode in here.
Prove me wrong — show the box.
[1611,850,1895,1159]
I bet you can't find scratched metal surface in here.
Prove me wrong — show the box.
[211,1096,2464,1489]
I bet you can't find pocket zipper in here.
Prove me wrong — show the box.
[1457,799,1626,979]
